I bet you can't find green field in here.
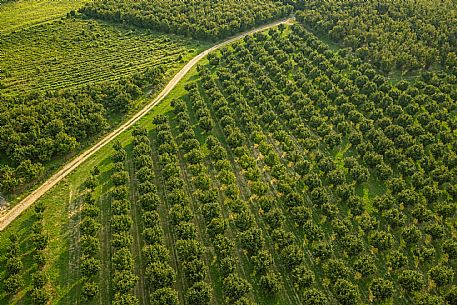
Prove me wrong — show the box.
[0,0,90,35]
[1,1,456,305]
[0,18,200,96]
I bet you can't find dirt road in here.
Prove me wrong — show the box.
[0,17,294,231]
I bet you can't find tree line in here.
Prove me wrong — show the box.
[79,168,102,301]
[110,142,139,305]
[131,127,180,305]
[0,66,164,195]
[2,203,51,304]
[110,143,139,305]
[79,0,294,41]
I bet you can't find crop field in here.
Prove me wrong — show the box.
[0,0,456,305]
[0,0,90,35]
[0,15,205,198]
[2,22,455,305]
[297,0,457,74]
[0,18,199,96]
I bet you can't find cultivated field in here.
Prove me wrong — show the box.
[0,0,90,35]
[0,16,204,199]
[2,22,455,305]
[0,0,455,305]
[0,18,198,96]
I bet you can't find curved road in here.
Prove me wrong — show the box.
[0,17,294,231]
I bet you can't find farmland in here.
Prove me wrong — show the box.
[0,0,90,35]
[3,21,455,305]
[0,0,456,305]
[0,18,198,96]
[0,16,204,197]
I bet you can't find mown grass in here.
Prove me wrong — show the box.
[0,63,199,305]
[0,0,90,35]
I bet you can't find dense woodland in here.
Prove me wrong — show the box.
[297,0,457,74]
[79,0,296,41]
